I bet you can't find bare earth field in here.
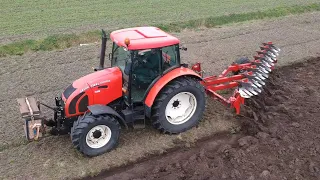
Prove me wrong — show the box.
[101,57,320,180]
[0,12,320,179]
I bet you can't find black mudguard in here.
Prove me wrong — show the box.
[88,105,128,129]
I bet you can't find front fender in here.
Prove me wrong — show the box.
[144,67,201,109]
[88,105,128,128]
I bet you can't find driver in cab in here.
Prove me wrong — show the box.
[139,49,159,68]
[134,48,160,85]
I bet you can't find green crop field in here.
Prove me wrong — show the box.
[1,0,319,37]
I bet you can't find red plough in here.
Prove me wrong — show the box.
[192,42,281,114]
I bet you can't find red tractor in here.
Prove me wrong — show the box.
[17,27,280,157]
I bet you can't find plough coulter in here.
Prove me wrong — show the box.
[17,27,280,156]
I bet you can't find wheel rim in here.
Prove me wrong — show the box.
[86,125,112,149]
[165,92,197,125]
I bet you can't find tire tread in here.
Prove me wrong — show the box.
[70,113,120,156]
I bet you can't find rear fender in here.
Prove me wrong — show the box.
[88,105,128,129]
[144,67,202,117]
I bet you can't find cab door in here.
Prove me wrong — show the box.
[130,49,161,102]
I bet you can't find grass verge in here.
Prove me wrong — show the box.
[1,3,319,57]
[0,31,101,56]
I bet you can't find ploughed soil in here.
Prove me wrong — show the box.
[0,12,320,179]
[96,57,320,180]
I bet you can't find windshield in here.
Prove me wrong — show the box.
[111,43,131,71]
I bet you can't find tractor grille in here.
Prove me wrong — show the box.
[69,92,84,114]
[78,95,89,112]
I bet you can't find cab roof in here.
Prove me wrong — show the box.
[110,27,180,50]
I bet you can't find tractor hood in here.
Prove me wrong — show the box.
[73,67,120,89]
[62,67,123,117]
[62,67,122,100]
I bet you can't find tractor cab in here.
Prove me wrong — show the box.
[109,27,181,103]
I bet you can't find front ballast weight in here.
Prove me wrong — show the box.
[17,97,45,141]
[17,96,67,141]
[198,42,281,114]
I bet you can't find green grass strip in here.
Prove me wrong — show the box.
[1,3,319,57]
[157,3,320,31]
[0,31,101,57]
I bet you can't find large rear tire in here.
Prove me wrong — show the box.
[151,77,205,134]
[71,113,120,157]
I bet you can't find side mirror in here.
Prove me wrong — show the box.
[179,46,187,51]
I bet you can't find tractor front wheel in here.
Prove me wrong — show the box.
[151,77,205,134]
[71,113,120,157]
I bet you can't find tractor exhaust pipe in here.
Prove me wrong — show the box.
[98,29,107,70]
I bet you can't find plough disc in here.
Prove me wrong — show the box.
[238,43,281,98]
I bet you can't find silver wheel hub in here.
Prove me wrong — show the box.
[86,125,111,149]
[165,92,197,125]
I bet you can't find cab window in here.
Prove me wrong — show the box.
[161,44,179,71]
[111,43,131,72]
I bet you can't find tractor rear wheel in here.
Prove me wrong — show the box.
[151,77,205,134]
[70,113,120,157]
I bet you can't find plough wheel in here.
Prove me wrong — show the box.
[151,77,205,134]
[233,57,250,75]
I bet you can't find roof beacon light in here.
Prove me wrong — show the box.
[124,38,130,46]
